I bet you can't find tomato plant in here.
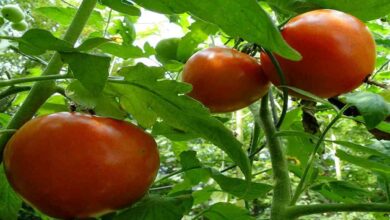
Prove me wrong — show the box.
[3,112,160,219]
[261,9,376,98]
[0,1,389,220]
[182,47,270,113]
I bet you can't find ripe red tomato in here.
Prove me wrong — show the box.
[261,9,376,98]
[3,112,160,219]
[182,47,270,113]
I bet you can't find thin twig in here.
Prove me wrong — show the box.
[9,46,48,66]
[61,0,77,7]
[104,9,113,37]
[365,78,389,90]
[290,105,350,205]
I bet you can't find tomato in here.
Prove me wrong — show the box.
[3,112,160,219]
[11,20,27,31]
[261,9,376,98]
[182,47,270,113]
[1,5,25,23]
[155,38,180,64]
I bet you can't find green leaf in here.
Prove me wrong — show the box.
[35,7,104,29]
[192,186,216,205]
[143,42,155,57]
[332,140,390,159]
[108,63,252,179]
[99,43,145,59]
[268,0,390,21]
[37,95,68,115]
[0,165,22,220]
[210,170,272,200]
[119,18,137,46]
[180,151,203,170]
[179,151,210,185]
[77,37,112,51]
[130,0,186,14]
[336,149,390,174]
[94,95,127,120]
[280,117,317,168]
[132,0,301,60]
[344,92,390,129]
[66,80,99,108]
[177,20,218,62]
[307,0,390,21]
[108,18,137,45]
[99,0,141,16]
[283,86,335,109]
[275,130,319,140]
[113,195,193,220]
[18,29,74,55]
[61,53,110,95]
[0,114,11,127]
[311,180,371,203]
[202,203,255,220]
[152,122,197,141]
[279,108,302,130]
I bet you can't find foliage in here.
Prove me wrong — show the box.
[0,0,389,219]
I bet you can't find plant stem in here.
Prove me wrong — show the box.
[287,203,390,218]
[290,105,350,205]
[153,166,202,184]
[0,0,98,161]
[0,130,17,135]
[259,94,291,220]
[0,86,31,100]
[219,141,266,173]
[0,36,19,41]
[264,49,288,129]
[248,122,260,165]
[9,46,48,66]
[365,79,389,90]
[0,75,70,87]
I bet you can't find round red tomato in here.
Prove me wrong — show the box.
[182,47,270,113]
[261,9,376,98]
[3,112,160,219]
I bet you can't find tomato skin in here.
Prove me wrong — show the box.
[182,47,269,113]
[3,112,160,219]
[261,9,376,98]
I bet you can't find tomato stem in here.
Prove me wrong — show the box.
[0,0,98,161]
[0,86,31,100]
[0,75,71,87]
[263,49,288,130]
[248,122,261,165]
[287,203,390,218]
[259,93,291,220]
[290,104,350,205]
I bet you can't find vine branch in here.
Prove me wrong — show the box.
[287,203,390,218]
[290,104,350,205]
[0,86,31,100]
[0,75,70,87]
[263,49,288,129]
[259,93,291,220]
